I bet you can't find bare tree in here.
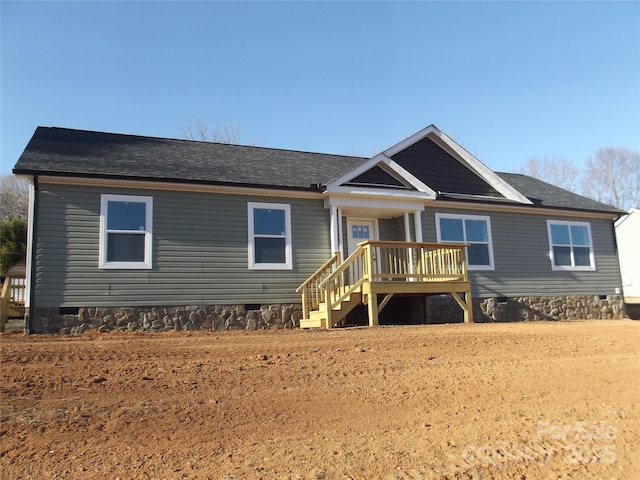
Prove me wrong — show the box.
[517,156,581,193]
[178,120,243,144]
[0,175,29,221]
[342,145,382,158]
[581,147,640,211]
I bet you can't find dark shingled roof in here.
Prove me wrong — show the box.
[13,126,367,190]
[13,127,622,215]
[497,172,622,214]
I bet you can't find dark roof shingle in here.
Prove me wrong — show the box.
[13,127,366,190]
[497,172,622,214]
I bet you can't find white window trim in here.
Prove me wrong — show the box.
[248,202,293,270]
[99,194,153,269]
[435,213,495,271]
[546,220,596,271]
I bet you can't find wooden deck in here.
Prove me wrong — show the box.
[297,241,473,328]
[1,264,26,332]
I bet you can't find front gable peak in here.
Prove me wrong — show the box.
[325,125,532,205]
[384,124,532,204]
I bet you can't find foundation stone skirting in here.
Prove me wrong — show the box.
[26,294,626,333]
[428,294,626,323]
[30,304,303,335]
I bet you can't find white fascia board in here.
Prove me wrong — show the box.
[327,185,434,200]
[382,124,533,205]
[324,194,425,213]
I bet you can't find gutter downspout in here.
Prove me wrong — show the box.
[25,176,38,334]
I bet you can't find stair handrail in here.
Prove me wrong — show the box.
[317,244,366,289]
[296,252,341,320]
[319,243,369,314]
[296,252,341,293]
[328,276,367,312]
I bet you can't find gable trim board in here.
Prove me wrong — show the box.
[13,124,625,331]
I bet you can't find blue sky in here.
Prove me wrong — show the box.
[2,1,639,176]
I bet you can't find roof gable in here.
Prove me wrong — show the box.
[326,153,437,199]
[391,135,502,197]
[615,208,640,230]
[344,165,411,189]
[383,125,532,204]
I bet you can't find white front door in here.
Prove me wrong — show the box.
[346,218,377,256]
[346,218,377,284]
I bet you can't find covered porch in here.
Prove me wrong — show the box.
[297,241,473,328]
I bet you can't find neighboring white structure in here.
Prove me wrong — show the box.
[615,208,640,302]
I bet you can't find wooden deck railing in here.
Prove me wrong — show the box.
[1,266,27,332]
[297,241,469,321]
[296,252,341,320]
[369,241,468,282]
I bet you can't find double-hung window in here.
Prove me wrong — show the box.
[248,202,292,270]
[547,220,595,271]
[435,213,495,270]
[99,194,153,269]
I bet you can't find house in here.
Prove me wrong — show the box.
[615,208,640,314]
[12,124,626,334]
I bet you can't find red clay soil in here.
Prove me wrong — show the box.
[1,320,638,480]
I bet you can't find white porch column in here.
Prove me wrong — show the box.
[337,208,344,260]
[404,212,415,279]
[414,210,423,242]
[330,205,339,255]
[404,212,412,241]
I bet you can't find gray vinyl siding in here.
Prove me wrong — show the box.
[378,218,395,241]
[34,183,331,307]
[391,214,415,241]
[421,207,621,297]
[392,216,405,241]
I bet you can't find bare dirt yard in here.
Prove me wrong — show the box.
[1,319,638,480]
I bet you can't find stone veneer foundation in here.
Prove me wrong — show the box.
[428,294,627,324]
[29,304,304,335]
[27,295,627,334]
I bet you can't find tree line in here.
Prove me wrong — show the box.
[0,176,28,275]
[517,147,639,211]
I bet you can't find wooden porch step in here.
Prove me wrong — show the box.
[300,293,362,329]
[299,317,326,329]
